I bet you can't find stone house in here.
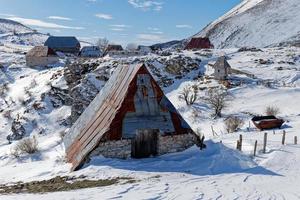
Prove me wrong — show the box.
[64,63,197,171]
[79,46,102,57]
[26,46,59,67]
[104,44,124,56]
[44,36,81,55]
[212,56,232,80]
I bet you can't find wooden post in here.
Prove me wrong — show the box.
[263,132,267,153]
[254,140,258,157]
[200,135,205,150]
[294,136,297,145]
[248,121,251,132]
[282,130,286,145]
[273,130,275,135]
[236,140,240,150]
[239,134,243,151]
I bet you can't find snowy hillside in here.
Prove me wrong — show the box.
[194,0,300,48]
[0,18,48,46]
[1,46,300,199]
[0,18,32,34]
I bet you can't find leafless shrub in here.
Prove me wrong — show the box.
[12,136,39,156]
[265,106,280,116]
[204,88,229,118]
[2,110,13,120]
[178,85,198,106]
[224,116,244,133]
[96,38,109,52]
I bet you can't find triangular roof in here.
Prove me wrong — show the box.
[64,63,193,170]
[185,37,213,50]
[213,56,231,69]
[44,36,80,48]
[27,46,57,57]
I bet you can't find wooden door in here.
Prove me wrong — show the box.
[131,129,158,158]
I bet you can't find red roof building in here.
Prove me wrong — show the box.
[185,37,214,50]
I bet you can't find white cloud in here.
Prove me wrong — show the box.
[110,24,131,28]
[176,24,193,29]
[95,13,113,20]
[128,0,163,11]
[0,13,16,17]
[110,28,125,31]
[151,31,163,34]
[137,33,164,42]
[48,16,72,21]
[6,17,84,30]
[148,27,160,31]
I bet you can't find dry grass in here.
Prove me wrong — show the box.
[224,116,244,133]
[11,136,38,157]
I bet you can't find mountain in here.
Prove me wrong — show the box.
[0,18,48,46]
[194,0,300,48]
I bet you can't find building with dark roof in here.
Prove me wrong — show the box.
[44,36,80,54]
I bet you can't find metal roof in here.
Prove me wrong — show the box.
[44,36,80,48]
[64,64,143,170]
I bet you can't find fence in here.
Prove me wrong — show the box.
[220,130,298,157]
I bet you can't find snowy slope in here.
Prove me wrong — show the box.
[0,18,47,46]
[194,0,300,48]
[1,47,300,199]
[0,18,32,34]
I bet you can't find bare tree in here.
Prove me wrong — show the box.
[178,85,198,106]
[96,38,109,52]
[126,43,138,51]
[0,83,10,105]
[204,88,229,118]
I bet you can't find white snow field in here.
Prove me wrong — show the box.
[195,0,300,48]
[0,46,300,199]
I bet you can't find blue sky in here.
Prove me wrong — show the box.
[0,0,240,46]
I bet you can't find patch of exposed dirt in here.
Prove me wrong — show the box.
[0,176,136,194]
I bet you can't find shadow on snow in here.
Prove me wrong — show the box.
[84,140,281,177]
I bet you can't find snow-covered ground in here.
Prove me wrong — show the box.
[1,46,300,199]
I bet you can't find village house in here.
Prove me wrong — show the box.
[212,56,232,80]
[137,45,152,55]
[104,44,124,56]
[64,63,197,170]
[79,46,102,58]
[26,46,59,67]
[44,36,81,55]
[185,37,214,50]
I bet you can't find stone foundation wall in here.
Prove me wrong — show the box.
[90,134,196,159]
[157,134,196,155]
[90,139,132,159]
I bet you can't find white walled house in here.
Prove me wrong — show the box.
[79,46,102,58]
